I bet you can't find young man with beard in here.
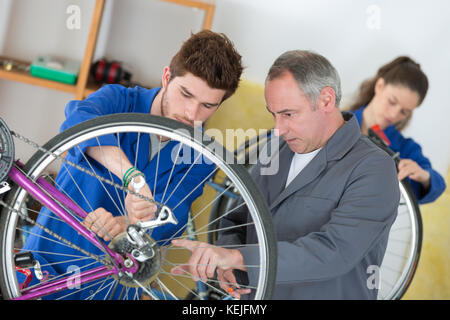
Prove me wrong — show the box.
[21,30,243,299]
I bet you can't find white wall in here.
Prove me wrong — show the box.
[0,0,449,176]
[213,0,450,176]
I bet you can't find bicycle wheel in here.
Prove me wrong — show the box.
[206,130,272,245]
[377,179,422,300]
[0,114,276,300]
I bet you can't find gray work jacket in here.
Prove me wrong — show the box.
[218,112,400,299]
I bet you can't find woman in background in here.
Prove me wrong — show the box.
[348,56,446,204]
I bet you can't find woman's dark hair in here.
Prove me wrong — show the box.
[348,56,429,130]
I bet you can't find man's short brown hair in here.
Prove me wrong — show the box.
[169,30,243,101]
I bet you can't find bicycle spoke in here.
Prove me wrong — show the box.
[387,238,410,244]
[153,278,168,300]
[165,243,259,250]
[103,278,118,300]
[95,137,127,217]
[159,182,236,246]
[162,151,203,206]
[122,287,132,300]
[59,151,118,241]
[381,264,404,274]
[171,166,219,211]
[161,257,259,297]
[60,160,95,213]
[389,225,412,232]
[88,276,115,300]
[132,279,159,300]
[155,201,247,246]
[17,227,98,260]
[191,198,246,237]
[161,255,261,290]
[133,288,141,300]
[116,132,130,227]
[168,221,255,243]
[55,276,114,300]
[159,270,202,300]
[54,160,118,242]
[34,255,93,269]
[164,268,257,292]
[134,132,141,170]
[152,134,162,196]
[385,250,409,260]
[155,277,178,300]
[161,143,183,203]
[21,204,66,224]
[162,257,259,279]
[76,145,125,219]
[381,277,395,288]
[14,248,95,260]
[160,270,228,299]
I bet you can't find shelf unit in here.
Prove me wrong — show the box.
[0,0,215,100]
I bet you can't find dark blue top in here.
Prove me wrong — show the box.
[352,105,446,204]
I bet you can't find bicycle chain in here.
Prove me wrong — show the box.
[0,198,109,266]
[11,130,160,206]
[4,130,164,267]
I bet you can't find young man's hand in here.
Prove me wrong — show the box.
[125,181,157,224]
[82,207,127,241]
[85,146,157,224]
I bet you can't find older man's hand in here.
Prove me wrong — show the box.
[169,239,250,298]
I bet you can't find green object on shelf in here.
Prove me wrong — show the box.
[30,56,80,84]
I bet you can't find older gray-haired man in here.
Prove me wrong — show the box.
[170,50,400,300]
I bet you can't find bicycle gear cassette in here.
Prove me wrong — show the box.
[109,232,161,288]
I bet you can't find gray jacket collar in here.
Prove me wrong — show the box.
[269,112,361,210]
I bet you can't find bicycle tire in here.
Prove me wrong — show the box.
[377,179,422,300]
[0,114,276,300]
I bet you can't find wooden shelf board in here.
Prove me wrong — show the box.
[0,68,77,94]
[161,0,214,10]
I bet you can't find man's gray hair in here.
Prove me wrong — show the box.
[266,50,342,108]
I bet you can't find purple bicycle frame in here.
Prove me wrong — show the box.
[7,163,129,300]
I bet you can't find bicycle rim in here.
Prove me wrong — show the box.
[0,114,276,300]
[378,180,422,300]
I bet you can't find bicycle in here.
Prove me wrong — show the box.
[203,126,422,300]
[0,115,277,300]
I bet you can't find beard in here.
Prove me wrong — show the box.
[160,88,169,118]
[160,88,196,127]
